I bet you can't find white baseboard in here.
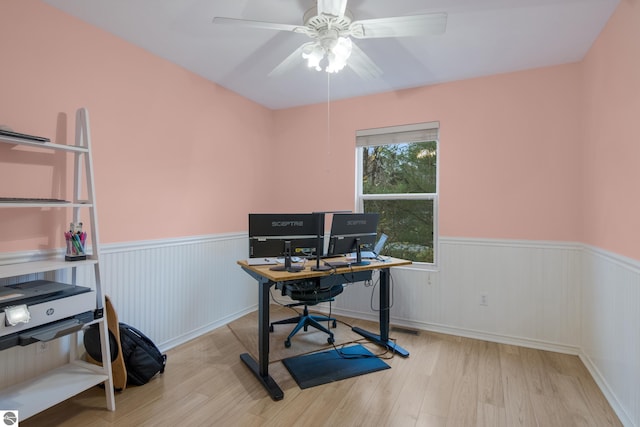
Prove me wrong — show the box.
[326,306,581,355]
[579,353,634,427]
[158,304,257,353]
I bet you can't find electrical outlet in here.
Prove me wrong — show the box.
[36,341,49,354]
[480,293,489,306]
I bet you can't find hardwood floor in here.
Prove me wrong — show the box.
[23,306,621,426]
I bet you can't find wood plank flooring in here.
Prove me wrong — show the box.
[22,306,622,426]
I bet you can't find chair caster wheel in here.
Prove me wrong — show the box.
[327,336,334,344]
[332,320,337,328]
[269,325,274,332]
[285,339,291,348]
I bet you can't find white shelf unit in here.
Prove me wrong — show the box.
[0,108,115,420]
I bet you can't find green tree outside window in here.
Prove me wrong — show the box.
[358,136,438,264]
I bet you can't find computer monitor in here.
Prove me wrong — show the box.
[248,213,320,271]
[327,213,379,266]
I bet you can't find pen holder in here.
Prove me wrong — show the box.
[65,230,87,261]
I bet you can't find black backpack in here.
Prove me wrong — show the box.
[84,322,167,386]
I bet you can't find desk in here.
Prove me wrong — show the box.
[237,256,412,400]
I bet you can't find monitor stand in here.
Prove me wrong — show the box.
[269,241,304,273]
[311,212,331,272]
[350,238,370,267]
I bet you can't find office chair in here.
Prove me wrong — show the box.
[270,279,344,348]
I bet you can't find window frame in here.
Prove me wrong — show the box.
[355,122,440,270]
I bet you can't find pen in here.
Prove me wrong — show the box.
[72,233,84,254]
[65,232,73,254]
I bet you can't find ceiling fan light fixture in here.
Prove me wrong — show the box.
[302,43,325,71]
[326,36,352,73]
[301,36,352,74]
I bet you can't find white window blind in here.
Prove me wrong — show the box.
[356,122,439,147]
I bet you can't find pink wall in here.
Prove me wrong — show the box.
[0,1,274,251]
[271,65,583,243]
[269,0,640,260]
[581,0,640,260]
[1,1,636,261]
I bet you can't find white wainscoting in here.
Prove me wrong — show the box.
[0,235,637,426]
[333,237,583,354]
[0,233,256,390]
[96,233,256,350]
[580,245,639,427]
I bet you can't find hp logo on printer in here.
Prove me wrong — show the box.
[46,308,55,316]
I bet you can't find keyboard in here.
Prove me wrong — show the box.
[246,256,304,266]
[0,129,50,142]
[0,197,69,203]
[347,251,377,259]
[247,257,278,266]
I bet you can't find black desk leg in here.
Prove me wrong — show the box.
[239,277,284,400]
[352,267,410,357]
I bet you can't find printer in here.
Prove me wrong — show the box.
[0,280,97,350]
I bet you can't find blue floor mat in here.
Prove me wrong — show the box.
[282,344,390,389]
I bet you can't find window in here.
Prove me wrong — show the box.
[356,122,439,265]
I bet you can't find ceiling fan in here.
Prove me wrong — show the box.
[212,0,447,79]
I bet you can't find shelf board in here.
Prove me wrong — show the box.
[0,258,98,279]
[0,135,88,153]
[0,361,110,420]
[0,202,92,208]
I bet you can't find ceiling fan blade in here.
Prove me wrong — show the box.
[350,13,447,39]
[268,43,312,77]
[347,42,383,80]
[317,0,348,18]
[212,16,307,34]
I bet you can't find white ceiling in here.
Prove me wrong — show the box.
[43,0,619,110]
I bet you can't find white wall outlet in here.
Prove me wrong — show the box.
[480,293,489,306]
